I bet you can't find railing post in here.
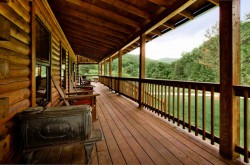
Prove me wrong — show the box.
[219,0,240,159]
[139,33,146,107]
[118,50,123,94]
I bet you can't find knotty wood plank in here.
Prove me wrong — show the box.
[97,99,141,164]
[97,90,168,164]
[111,91,229,165]
[96,94,154,165]
[98,86,188,164]
[93,119,108,152]
[96,103,126,165]
[94,83,234,165]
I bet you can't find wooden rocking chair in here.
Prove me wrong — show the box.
[52,76,100,121]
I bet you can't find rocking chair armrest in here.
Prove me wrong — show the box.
[66,90,94,95]
[64,93,100,101]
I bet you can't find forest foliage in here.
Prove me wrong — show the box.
[80,14,250,85]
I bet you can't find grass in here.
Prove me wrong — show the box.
[144,87,250,148]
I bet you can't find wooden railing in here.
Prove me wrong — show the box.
[99,76,250,162]
[234,85,250,162]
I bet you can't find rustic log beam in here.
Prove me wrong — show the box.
[6,0,30,23]
[219,0,240,160]
[0,59,9,79]
[0,98,8,119]
[0,15,10,41]
[0,78,30,94]
[0,5,30,33]
[0,88,30,105]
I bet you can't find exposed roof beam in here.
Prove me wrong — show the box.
[64,30,120,47]
[62,25,122,44]
[162,22,176,30]
[145,0,197,34]
[207,0,219,6]
[70,40,110,53]
[52,5,132,34]
[66,35,116,49]
[56,15,128,39]
[99,0,151,19]
[178,10,194,20]
[65,0,140,28]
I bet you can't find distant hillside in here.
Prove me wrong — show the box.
[157,57,178,64]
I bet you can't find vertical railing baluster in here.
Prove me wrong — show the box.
[202,86,206,140]
[211,86,215,145]
[173,85,175,123]
[158,84,160,115]
[168,84,171,121]
[153,84,155,111]
[195,86,198,136]
[177,84,180,126]
[164,84,167,119]
[154,84,157,113]
[188,84,191,132]
[244,90,249,163]
[161,84,163,117]
[183,85,185,129]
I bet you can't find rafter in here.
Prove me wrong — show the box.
[207,0,219,6]
[99,0,151,19]
[178,10,194,20]
[64,30,120,47]
[58,17,127,39]
[162,22,176,30]
[62,25,122,44]
[66,35,116,49]
[51,5,132,34]
[145,0,197,34]
[65,0,140,28]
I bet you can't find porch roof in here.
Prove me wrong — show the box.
[47,0,218,62]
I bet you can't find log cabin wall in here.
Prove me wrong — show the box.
[0,0,31,162]
[0,0,76,163]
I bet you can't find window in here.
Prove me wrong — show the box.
[61,48,66,90]
[35,17,51,106]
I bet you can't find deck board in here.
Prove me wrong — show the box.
[24,82,242,164]
[92,82,241,165]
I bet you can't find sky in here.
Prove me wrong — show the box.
[130,0,250,60]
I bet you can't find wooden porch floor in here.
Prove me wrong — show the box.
[26,82,242,164]
[90,82,240,165]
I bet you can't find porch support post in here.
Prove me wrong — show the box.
[109,57,112,77]
[100,62,103,76]
[139,33,146,107]
[219,0,240,159]
[104,59,107,76]
[118,50,123,93]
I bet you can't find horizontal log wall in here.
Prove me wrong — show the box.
[0,0,30,162]
[0,0,76,163]
[51,35,61,107]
